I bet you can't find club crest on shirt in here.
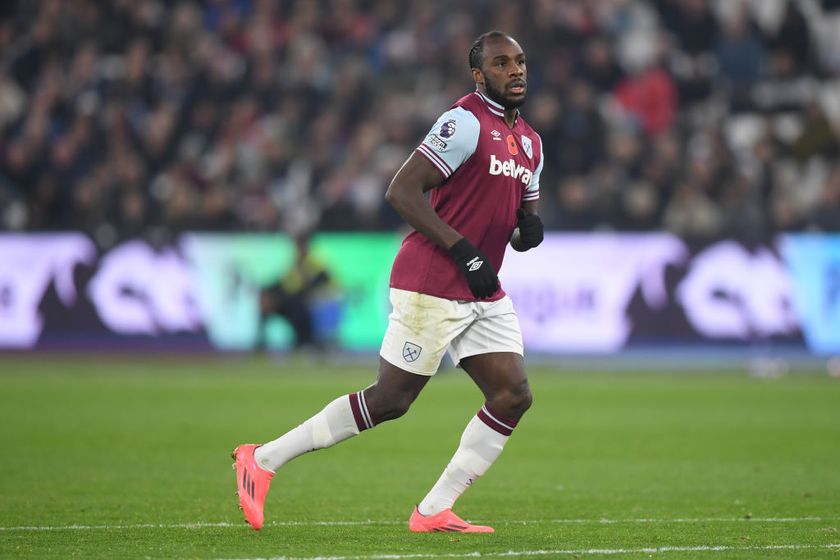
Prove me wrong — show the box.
[439,119,457,138]
[521,135,533,158]
[402,341,422,362]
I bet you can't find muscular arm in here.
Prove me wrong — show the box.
[384,152,463,250]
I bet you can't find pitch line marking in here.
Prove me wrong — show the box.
[218,544,840,560]
[1,516,839,531]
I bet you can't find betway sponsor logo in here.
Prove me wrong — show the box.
[488,154,532,185]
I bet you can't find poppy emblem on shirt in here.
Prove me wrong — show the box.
[439,119,457,138]
[521,135,533,158]
[402,342,422,362]
[506,134,519,156]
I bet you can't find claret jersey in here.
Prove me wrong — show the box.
[390,90,544,301]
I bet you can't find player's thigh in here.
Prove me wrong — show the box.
[380,289,473,375]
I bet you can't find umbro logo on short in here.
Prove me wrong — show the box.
[402,341,422,362]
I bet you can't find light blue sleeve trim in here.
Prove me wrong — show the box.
[523,136,543,201]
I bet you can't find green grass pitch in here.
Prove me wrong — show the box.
[0,355,838,559]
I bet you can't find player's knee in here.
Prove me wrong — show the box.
[510,385,533,417]
[490,383,532,420]
[520,385,534,412]
[385,393,414,421]
[363,387,415,424]
[375,397,413,423]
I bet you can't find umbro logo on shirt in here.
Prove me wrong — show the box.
[491,130,502,141]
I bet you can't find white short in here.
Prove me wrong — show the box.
[379,288,524,376]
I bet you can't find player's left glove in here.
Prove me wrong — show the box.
[516,208,544,249]
[447,237,499,299]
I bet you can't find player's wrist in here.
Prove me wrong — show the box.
[447,237,499,299]
[447,237,476,262]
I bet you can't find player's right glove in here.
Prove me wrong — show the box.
[516,208,544,249]
[447,237,499,299]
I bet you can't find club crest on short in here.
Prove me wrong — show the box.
[402,341,422,362]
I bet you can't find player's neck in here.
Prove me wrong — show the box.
[475,88,519,127]
[503,109,518,128]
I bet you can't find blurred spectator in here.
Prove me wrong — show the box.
[790,101,839,162]
[258,233,340,351]
[714,7,764,111]
[660,0,719,107]
[554,175,602,231]
[614,65,678,135]
[810,164,840,231]
[767,1,813,73]
[663,180,724,237]
[577,37,623,91]
[618,180,662,230]
[1,0,840,241]
[555,80,607,175]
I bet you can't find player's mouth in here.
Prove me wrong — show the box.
[508,81,526,95]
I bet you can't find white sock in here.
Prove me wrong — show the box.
[254,391,373,472]
[417,404,518,516]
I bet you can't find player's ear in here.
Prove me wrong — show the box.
[471,67,484,85]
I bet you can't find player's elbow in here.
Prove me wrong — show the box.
[384,183,397,207]
[384,181,408,212]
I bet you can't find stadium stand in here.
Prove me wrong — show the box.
[1,0,839,248]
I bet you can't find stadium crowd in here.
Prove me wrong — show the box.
[1,0,840,247]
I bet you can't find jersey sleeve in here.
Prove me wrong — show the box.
[522,134,543,202]
[415,107,480,179]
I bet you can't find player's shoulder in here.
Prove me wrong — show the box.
[442,93,482,124]
[437,103,480,126]
[429,103,480,145]
[453,92,483,112]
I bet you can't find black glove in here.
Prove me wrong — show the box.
[516,208,544,249]
[447,238,499,299]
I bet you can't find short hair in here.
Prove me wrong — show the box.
[468,30,513,70]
